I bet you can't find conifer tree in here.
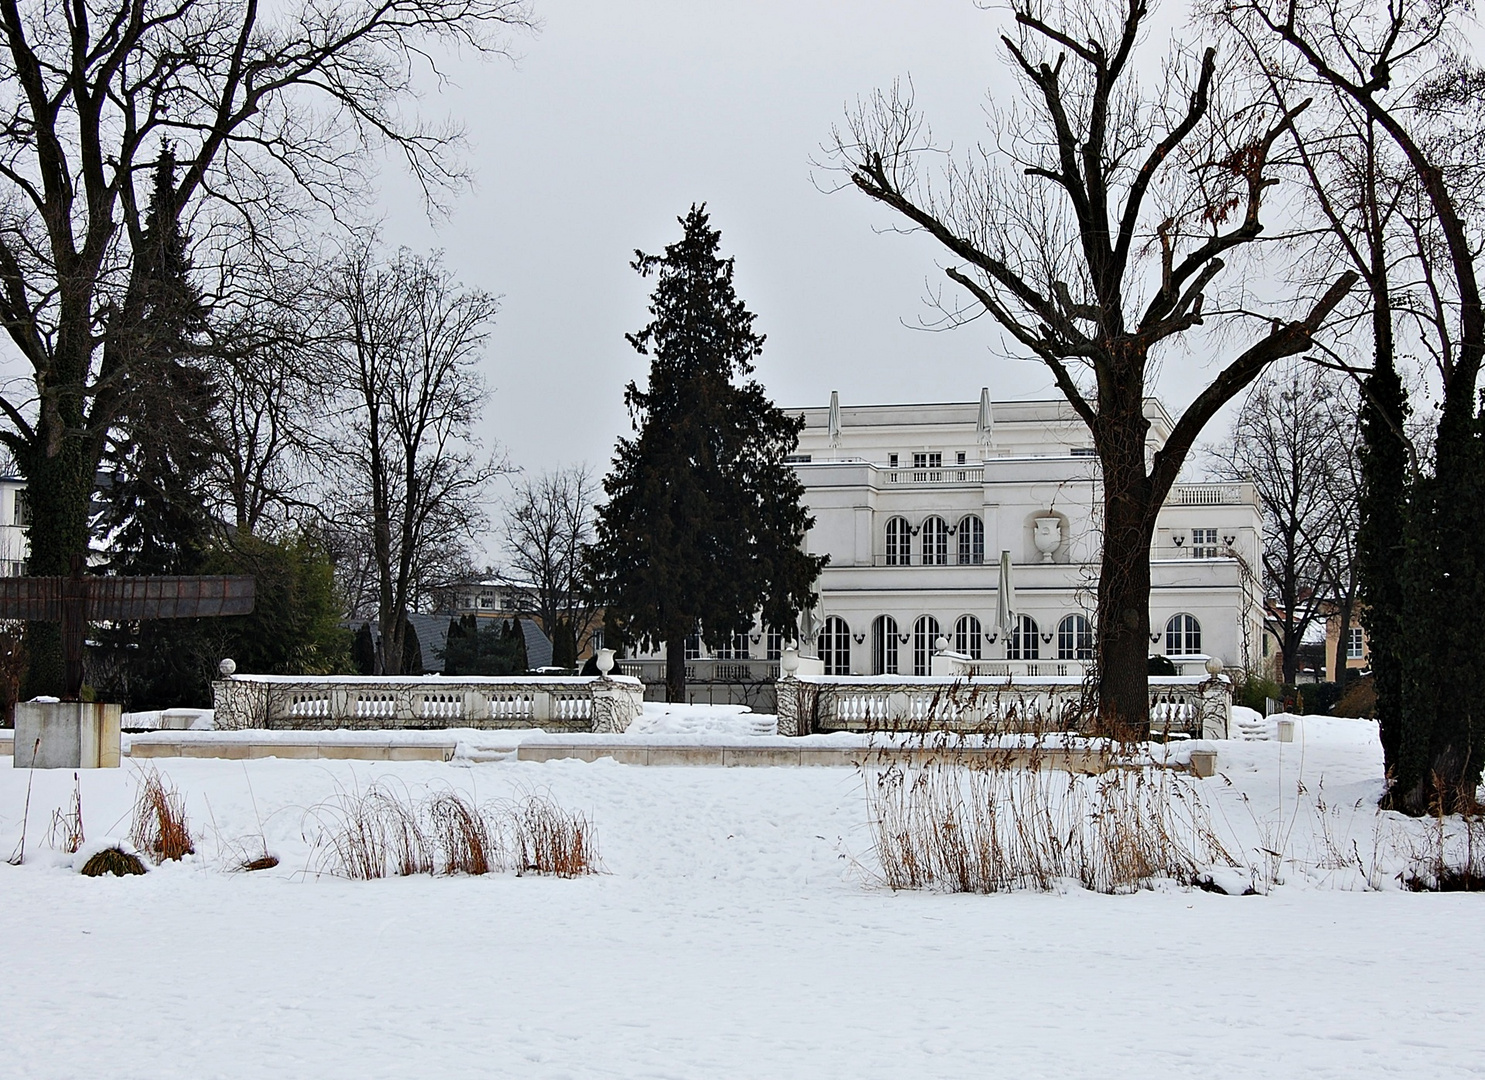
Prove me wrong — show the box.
[588,206,828,701]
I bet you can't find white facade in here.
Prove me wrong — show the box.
[0,477,28,577]
[787,396,1264,677]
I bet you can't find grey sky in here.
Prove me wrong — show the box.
[376,0,1234,485]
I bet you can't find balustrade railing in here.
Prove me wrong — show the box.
[213,673,642,733]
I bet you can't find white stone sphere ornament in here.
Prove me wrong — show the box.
[781,645,800,676]
[218,657,237,677]
[596,648,615,677]
[935,635,949,653]
[1205,655,1224,676]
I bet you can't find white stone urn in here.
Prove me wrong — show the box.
[1033,516,1062,563]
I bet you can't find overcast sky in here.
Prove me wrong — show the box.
[376,0,1235,486]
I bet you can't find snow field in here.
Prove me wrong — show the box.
[1,713,1484,1078]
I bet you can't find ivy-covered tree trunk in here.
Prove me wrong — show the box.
[1355,344,1408,775]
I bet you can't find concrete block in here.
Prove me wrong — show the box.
[14,701,121,769]
[723,747,802,767]
[797,748,862,768]
[1189,749,1218,778]
[646,746,725,767]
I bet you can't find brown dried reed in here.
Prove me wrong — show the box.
[427,791,502,876]
[47,772,85,854]
[310,784,597,881]
[130,768,195,862]
[865,750,1237,894]
[510,795,598,878]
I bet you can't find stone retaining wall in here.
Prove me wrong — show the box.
[211,674,644,733]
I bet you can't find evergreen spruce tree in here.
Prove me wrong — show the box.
[588,205,828,702]
[91,145,218,708]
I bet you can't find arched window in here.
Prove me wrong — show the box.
[954,615,983,659]
[957,515,985,565]
[1007,614,1040,660]
[913,615,940,675]
[1166,613,1202,655]
[872,615,899,675]
[820,616,852,675]
[1057,614,1094,660]
[884,517,910,566]
[921,516,949,565]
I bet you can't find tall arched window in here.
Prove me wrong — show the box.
[1007,614,1040,660]
[872,615,899,675]
[1057,614,1094,660]
[913,615,940,676]
[1166,613,1202,655]
[820,616,852,675]
[957,515,985,565]
[921,517,949,565]
[954,615,983,659]
[884,517,910,566]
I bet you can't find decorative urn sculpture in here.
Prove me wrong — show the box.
[1033,516,1062,563]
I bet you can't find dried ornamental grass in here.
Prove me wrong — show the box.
[510,795,598,878]
[130,768,195,862]
[427,791,502,876]
[81,847,147,877]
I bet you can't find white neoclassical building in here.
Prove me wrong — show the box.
[789,393,1264,678]
[620,393,1264,701]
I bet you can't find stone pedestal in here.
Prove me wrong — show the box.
[13,701,122,769]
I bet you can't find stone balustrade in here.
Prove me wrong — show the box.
[775,674,1229,740]
[211,673,645,733]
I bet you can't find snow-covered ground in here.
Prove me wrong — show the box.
[3,710,1484,1078]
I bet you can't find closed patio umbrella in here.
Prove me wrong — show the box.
[976,387,993,450]
[828,390,841,449]
[996,549,1016,643]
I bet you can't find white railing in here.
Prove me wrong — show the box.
[776,674,1228,739]
[1170,483,1248,506]
[883,467,984,485]
[213,673,643,733]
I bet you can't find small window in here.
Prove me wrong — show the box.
[912,615,940,676]
[479,596,494,609]
[685,632,704,660]
[1192,528,1219,558]
[784,453,812,464]
[766,628,784,661]
[911,452,942,470]
[888,453,898,468]
[1057,614,1094,660]
[921,517,949,565]
[1165,614,1201,655]
[957,515,984,565]
[1346,627,1364,661]
[1008,614,1040,660]
[954,615,982,659]
[12,490,29,527]
[956,451,966,465]
[820,616,851,675]
[873,615,899,675]
[712,631,749,660]
[1070,447,1097,457]
[885,517,910,566]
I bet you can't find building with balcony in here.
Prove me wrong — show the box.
[625,393,1265,701]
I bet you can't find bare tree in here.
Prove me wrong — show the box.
[499,465,600,666]
[826,0,1356,736]
[0,0,534,691]
[1216,0,1485,811]
[1210,359,1358,683]
[203,263,332,536]
[324,243,505,675]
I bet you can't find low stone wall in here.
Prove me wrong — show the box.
[211,674,644,733]
[775,675,1230,739]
